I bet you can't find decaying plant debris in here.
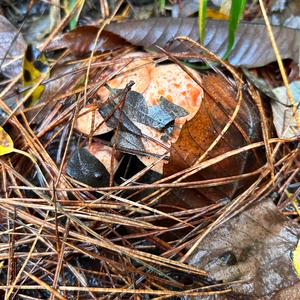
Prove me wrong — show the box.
[0,1,300,299]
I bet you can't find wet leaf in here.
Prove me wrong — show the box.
[22,45,49,107]
[99,90,143,137]
[242,68,277,101]
[100,87,189,152]
[20,1,60,44]
[188,198,300,299]
[105,18,300,67]
[122,92,188,131]
[46,26,129,57]
[115,130,145,152]
[0,14,26,78]
[0,126,14,156]
[66,148,110,187]
[99,89,146,152]
[163,74,263,207]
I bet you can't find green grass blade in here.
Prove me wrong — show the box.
[159,0,166,14]
[223,0,246,60]
[198,0,208,44]
[65,0,85,30]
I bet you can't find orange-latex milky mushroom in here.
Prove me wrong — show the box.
[75,104,112,136]
[97,52,203,173]
[86,141,120,175]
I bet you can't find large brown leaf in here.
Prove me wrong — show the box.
[105,18,300,68]
[163,74,263,208]
[187,198,300,299]
[46,26,129,57]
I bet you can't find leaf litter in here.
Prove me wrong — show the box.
[0,1,300,299]
[187,198,300,299]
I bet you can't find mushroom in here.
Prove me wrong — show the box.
[75,104,113,136]
[85,141,120,175]
[97,53,203,173]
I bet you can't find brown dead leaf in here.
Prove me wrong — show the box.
[163,74,264,207]
[187,198,300,299]
[46,26,129,57]
[105,18,300,67]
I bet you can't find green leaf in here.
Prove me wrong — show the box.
[223,0,246,60]
[198,0,208,44]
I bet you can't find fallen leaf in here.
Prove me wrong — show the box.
[46,26,129,57]
[110,90,188,131]
[0,126,14,156]
[271,80,300,138]
[172,0,201,17]
[98,89,144,151]
[163,74,263,207]
[66,147,110,187]
[0,126,37,164]
[114,130,145,152]
[27,58,103,124]
[105,18,300,67]
[187,198,300,299]
[0,14,26,78]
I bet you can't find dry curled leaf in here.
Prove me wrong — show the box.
[187,198,300,299]
[163,74,263,208]
[105,18,300,67]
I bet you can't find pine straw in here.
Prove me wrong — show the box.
[0,3,299,299]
